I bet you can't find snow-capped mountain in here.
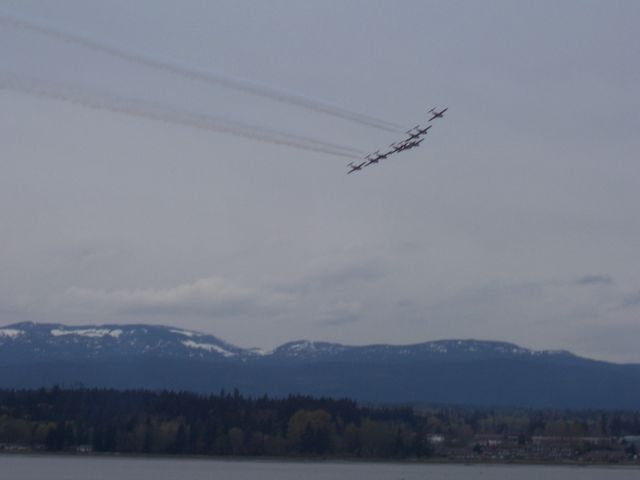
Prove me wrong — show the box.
[1,322,639,409]
[0,322,247,363]
[0,322,571,363]
[269,338,572,361]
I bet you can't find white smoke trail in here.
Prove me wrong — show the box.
[0,11,403,133]
[0,75,363,159]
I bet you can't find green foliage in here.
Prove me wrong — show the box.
[0,388,430,458]
[0,388,639,458]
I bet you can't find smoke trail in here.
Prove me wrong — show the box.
[0,75,363,159]
[0,11,403,133]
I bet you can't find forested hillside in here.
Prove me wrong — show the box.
[1,388,639,459]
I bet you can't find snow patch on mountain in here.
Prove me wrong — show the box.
[247,347,270,356]
[423,343,449,353]
[275,341,349,357]
[181,340,235,357]
[50,328,123,339]
[170,329,199,338]
[0,329,23,339]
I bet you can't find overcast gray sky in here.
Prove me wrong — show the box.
[1,0,639,362]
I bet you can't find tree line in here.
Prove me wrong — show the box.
[0,387,639,458]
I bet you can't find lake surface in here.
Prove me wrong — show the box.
[2,454,639,479]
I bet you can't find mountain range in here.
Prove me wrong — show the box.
[1,322,639,409]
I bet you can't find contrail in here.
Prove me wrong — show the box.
[0,11,403,133]
[0,75,363,159]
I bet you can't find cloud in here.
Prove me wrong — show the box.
[65,276,290,318]
[0,303,30,323]
[576,274,614,286]
[316,301,362,327]
[622,291,640,308]
[418,276,617,333]
[286,258,386,295]
[572,321,640,364]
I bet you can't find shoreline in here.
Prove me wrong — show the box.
[3,450,640,468]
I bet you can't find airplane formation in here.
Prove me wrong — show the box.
[347,107,447,174]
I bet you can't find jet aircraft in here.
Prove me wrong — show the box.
[364,150,391,166]
[404,129,423,141]
[347,161,366,174]
[404,124,433,142]
[428,107,448,121]
[389,142,408,153]
[348,108,443,174]
[364,152,381,166]
[402,138,424,150]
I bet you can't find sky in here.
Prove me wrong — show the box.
[1,0,639,362]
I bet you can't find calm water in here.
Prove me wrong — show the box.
[2,455,639,480]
